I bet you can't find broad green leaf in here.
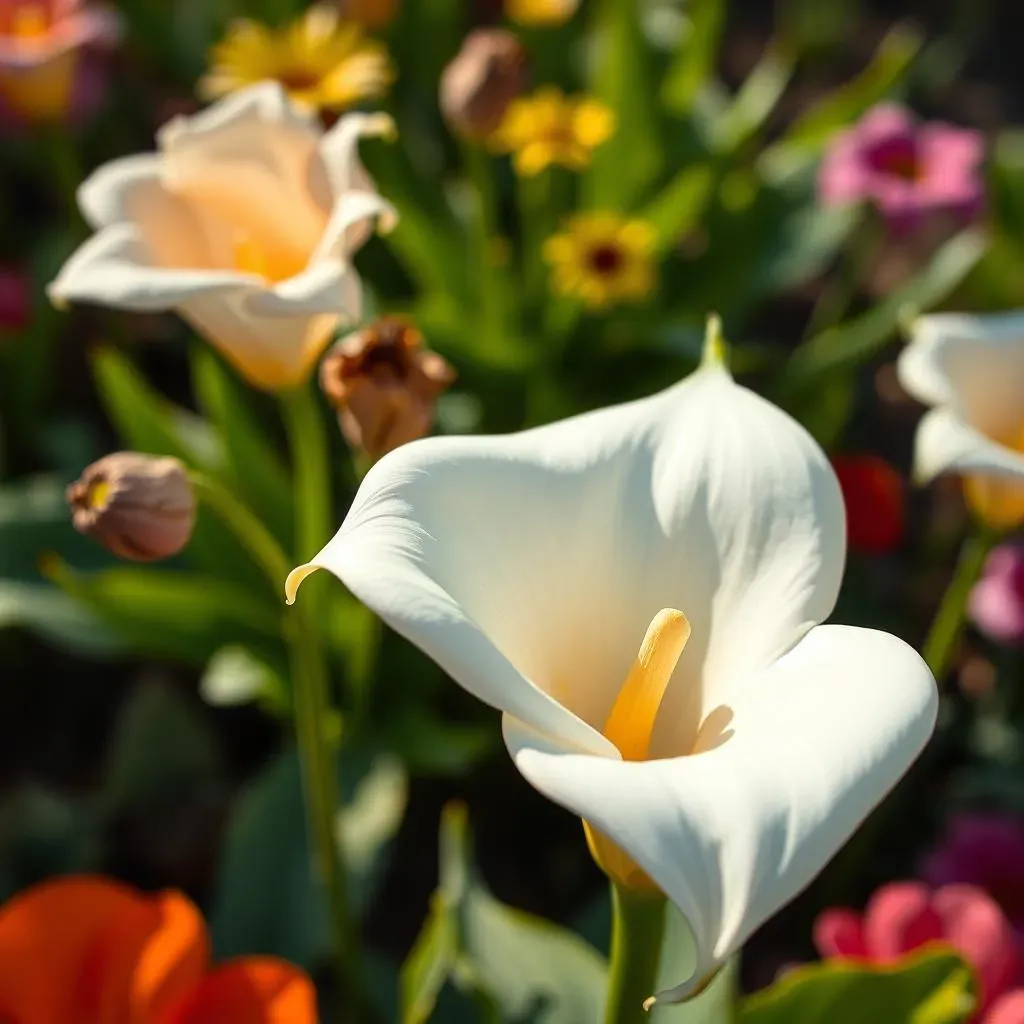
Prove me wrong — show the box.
[102,679,222,814]
[44,558,282,666]
[741,947,976,1024]
[91,347,265,589]
[770,24,923,156]
[211,749,408,966]
[780,228,987,398]
[662,0,726,115]
[584,0,663,209]
[190,346,293,548]
[401,803,607,1024]
[383,706,495,777]
[0,582,123,656]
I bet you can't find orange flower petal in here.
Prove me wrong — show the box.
[0,877,208,1024]
[158,957,318,1024]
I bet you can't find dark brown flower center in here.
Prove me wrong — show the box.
[589,243,624,276]
[276,68,324,92]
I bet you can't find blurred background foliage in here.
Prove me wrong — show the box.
[4,0,1024,1019]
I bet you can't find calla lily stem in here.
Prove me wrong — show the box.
[604,883,667,1024]
[281,380,334,562]
[922,528,999,683]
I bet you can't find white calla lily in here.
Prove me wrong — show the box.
[897,312,1024,528]
[287,354,937,1005]
[49,82,396,391]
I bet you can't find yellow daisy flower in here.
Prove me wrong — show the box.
[490,87,615,176]
[200,4,394,113]
[506,0,579,26]
[543,214,657,310]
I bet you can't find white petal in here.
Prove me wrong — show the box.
[898,312,1024,437]
[48,223,253,311]
[316,111,395,198]
[76,154,164,229]
[914,407,1024,483]
[309,190,397,265]
[244,260,360,319]
[505,625,937,1004]
[287,367,845,759]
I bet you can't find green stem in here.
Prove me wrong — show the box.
[922,529,999,682]
[464,143,504,344]
[189,472,290,588]
[604,883,667,1024]
[280,380,333,562]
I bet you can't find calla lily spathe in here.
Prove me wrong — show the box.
[898,312,1024,529]
[48,81,395,391]
[287,356,937,1004]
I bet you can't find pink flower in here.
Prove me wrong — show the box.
[969,546,1024,646]
[818,104,985,235]
[0,265,29,332]
[924,813,1024,933]
[814,882,1022,1020]
[0,0,119,122]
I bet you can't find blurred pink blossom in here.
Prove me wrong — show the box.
[0,265,29,333]
[0,0,119,122]
[814,882,1022,1020]
[924,813,1024,934]
[818,104,985,234]
[969,546,1024,646]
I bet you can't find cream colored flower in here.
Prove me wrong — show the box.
[288,339,937,1005]
[898,312,1024,530]
[49,83,396,391]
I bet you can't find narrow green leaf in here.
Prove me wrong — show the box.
[741,947,976,1024]
[44,558,282,665]
[773,24,923,155]
[584,0,663,209]
[662,0,726,115]
[190,346,293,547]
[0,582,123,656]
[712,44,796,153]
[401,899,459,1024]
[780,228,987,397]
[640,163,716,255]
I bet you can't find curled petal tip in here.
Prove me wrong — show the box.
[284,563,320,604]
[46,284,68,312]
[701,313,729,371]
[642,996,657,1012]
[367,112,398,142]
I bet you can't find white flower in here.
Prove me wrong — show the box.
[49,81,395,391]
[287,351,937,1005]
[898,312,1024,530]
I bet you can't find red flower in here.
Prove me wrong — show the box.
[833,454,904,554]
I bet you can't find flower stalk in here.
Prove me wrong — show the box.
[604,883,666,1024]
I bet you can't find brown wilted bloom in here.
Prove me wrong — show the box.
[66,453,195,562]
[320,318,455,460]
[439,29,527,140]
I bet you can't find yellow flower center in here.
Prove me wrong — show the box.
[11,3,49,38]
[963,420,1024,531]
[232,233,306,284]
[584,608,690,890]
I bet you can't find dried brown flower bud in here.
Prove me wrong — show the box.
[320,317,456,460]
[66,453,196,562]
[440,29,527,140]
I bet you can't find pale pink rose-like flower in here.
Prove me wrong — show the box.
[818,103,985,235]
[969,546,1024,646]
[815,882,1023,1021]
[0,0,120,121]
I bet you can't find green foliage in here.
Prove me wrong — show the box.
[741,947,977,1024]
[401,803,607,1024]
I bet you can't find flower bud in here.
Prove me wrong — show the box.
[66,453,195,562]
[439,29,527,140]
[320,317,455,460]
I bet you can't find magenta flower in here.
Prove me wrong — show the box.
[814,882,1022,1020]
[969,546,1024,646]
[924,813,1024,934]
[0,0,119,122]
[818,104,985,234]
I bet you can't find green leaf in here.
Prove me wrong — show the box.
[711,45,796,153]
[401,803,607,1024]
[0,582,123,656]
[640,163,716,256]
[44,559,282,666]
[584,0,663,210]
[102,679,222,814]
[772,24,922,156]
[780,228,987,399]
[190,346,292,548]
[740,947,976,1024]
[210,749,408,967]
[662,0,726,115]
[200,645,288,710]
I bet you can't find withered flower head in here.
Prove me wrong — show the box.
[439,29,527,141]
[66,453,195,562]
[320,317,455,460]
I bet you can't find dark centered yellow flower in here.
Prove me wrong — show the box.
[489,87,614,176]
[200,4,393,113]
[543,213,657,309]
